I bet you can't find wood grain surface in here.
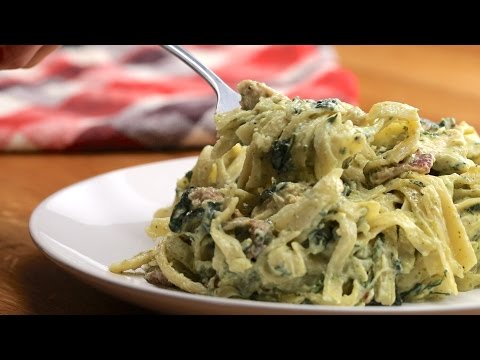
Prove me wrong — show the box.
[2,46,480,314]
[336,45,480,124]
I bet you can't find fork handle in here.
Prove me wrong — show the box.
[160,45,229,99]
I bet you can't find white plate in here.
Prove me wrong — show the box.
[29,156,480,314]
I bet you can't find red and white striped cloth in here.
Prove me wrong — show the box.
[0,45,358,151]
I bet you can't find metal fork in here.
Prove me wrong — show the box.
[160,45,241,113]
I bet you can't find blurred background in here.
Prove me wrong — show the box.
[337,46,480,123]
[2,45,479,152]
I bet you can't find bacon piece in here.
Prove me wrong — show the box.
[368,152,435,186]
[408,152,434,174]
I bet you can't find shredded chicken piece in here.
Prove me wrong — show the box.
[145,268,173,287]
[188,187,224,207]
[223,217,273,260]
[238,80,276,110]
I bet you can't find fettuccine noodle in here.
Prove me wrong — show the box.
[110,80,480,306]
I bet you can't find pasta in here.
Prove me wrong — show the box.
[110,80,480,306]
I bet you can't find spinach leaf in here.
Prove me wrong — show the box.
[342,181,352,196]
[420,118,439,131]
[259,182,288,203]
[201,202,222,233]
[169,188,221,234]
[182,207,205,233]
[439,117,456,129]
[271,137,294,174]
[292,96,303,115]
[327,114,338,124]
[465,203,480,214]
[398,278,444,301]
[169,188,194,232]
[307,221,337,254]
[314,98,338,110]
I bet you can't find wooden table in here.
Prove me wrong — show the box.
[2,46,480,314]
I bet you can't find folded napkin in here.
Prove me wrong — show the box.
[0,45,358,151]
